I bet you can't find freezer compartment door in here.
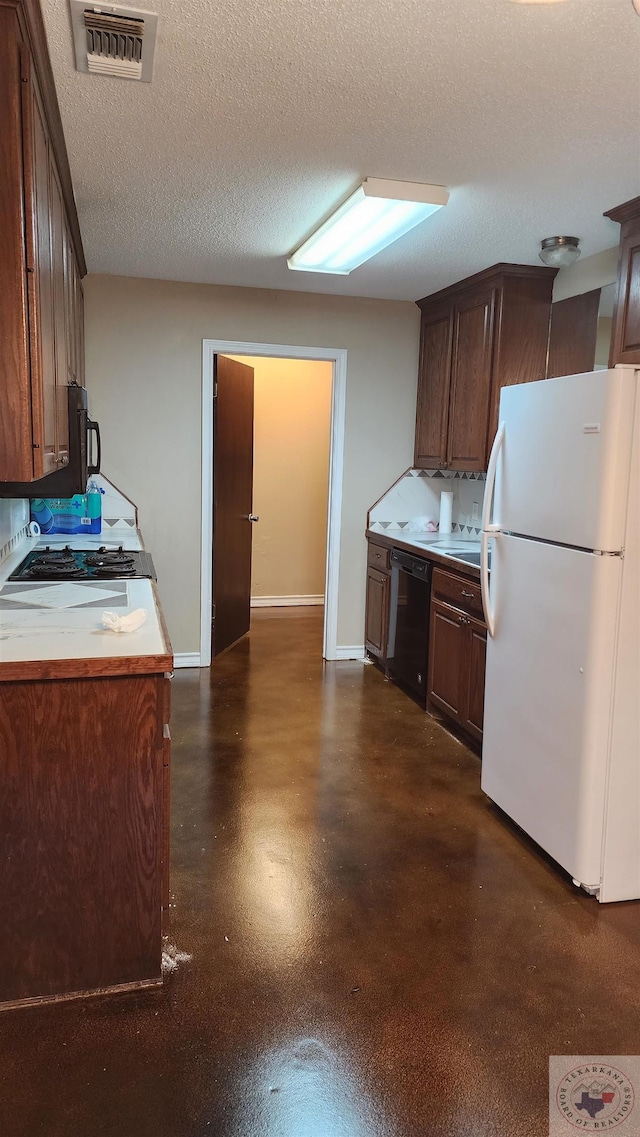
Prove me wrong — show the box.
[481,534,622,891]
[492,367,636,551]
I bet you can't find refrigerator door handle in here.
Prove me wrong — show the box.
[482,422,504,534]
[481,423,504,638]
[481,530,495,637]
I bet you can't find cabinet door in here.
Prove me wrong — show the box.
[447,287,495,471]
[64,229,77,384]
[49,162,70,463]
[365,566,390,659]
[414,308,453,469]
[461,616,487,743]
[22,60,57,476]
[427,599,465,721]
[609,227,640,365]
[74,257,85,385]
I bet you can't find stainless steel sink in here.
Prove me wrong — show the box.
[450,550,481,565]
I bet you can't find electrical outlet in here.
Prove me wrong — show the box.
[471,502,480,522]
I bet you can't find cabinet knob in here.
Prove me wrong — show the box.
[461,590,475,599]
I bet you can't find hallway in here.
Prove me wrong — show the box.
[2,608,639,1136]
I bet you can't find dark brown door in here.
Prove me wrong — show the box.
[414,307,453,469]
[547,289,600,378]
[212,355,255,657]
[447,286,495,471]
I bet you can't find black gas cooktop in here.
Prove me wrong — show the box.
[9,546,156,582]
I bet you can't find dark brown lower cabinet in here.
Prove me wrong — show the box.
[428,591,487,745]
[365,565,390,661]
[461,616,487,743]
[0,671,171,1010]
[428,600,466,719]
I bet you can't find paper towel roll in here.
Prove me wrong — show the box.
[439,490,453,535]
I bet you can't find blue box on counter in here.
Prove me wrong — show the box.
[31,490,102,535]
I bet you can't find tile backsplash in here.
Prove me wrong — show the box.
[369,469,486,537]
[0,498,29,566]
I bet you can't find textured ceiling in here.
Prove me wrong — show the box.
[42,0,640,300]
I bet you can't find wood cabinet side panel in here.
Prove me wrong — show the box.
[162,741,171,911]
[48,159,69,461]
[487,275,554,455]
[0,9,34,482]
[25,61,57,474]
[609,230,640,365]
[14,0,86,275]
[0,674,164,1005]
[547,289,601,379]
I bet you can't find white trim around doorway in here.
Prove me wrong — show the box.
[200,339,348,667]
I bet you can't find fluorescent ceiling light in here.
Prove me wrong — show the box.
[287,178,449,275]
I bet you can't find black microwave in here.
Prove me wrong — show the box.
[0,385,101,499]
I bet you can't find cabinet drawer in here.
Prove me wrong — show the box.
[367,542,391,572]
[432,567,484,620]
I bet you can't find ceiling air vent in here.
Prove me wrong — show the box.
[69,1,158,82]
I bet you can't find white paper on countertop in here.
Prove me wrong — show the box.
[102,608,148,634]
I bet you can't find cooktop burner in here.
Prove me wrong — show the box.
[27,562,89,580]
[9,546,156,583]
[33,546,77,567]
[85,547,136,569]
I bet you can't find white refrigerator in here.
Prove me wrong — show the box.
[480,365,640,903]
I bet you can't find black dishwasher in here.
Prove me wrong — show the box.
[387,548,432,707]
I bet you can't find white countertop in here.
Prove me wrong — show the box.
[0,531,169,669]
[370,530,482,560]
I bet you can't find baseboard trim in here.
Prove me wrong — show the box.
[175,644,364,665]
[250,595,324,608]
[174,652,202,668]
[333,644,366,661]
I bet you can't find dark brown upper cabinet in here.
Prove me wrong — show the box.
[0,0,86,484]
[414,306,453,468]
[604,197,640,366]
[415,264,557,472]
[447,284,496,470]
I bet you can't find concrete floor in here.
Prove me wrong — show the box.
[2,608,639,1136]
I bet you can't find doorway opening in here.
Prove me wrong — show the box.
[201,340,348,666]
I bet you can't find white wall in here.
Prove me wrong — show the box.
[0,498,29,562]
[84,275,420,653]
[552,246,618,302]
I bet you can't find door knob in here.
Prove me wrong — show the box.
[247,514,259,522]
